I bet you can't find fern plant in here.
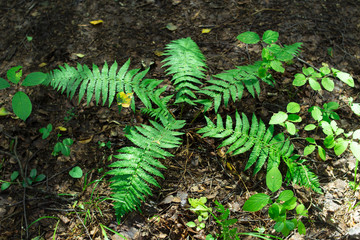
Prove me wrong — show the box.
[197,112,321,193]
[107,116,185,219]
[43,59,149,107]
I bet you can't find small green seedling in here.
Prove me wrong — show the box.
[52,138,73,157]
[309,101,339,123]
[24,168,46,186]
[98,140,111,149]
[39,124,53,139]
[69,166,83,179]
[243,167,308,236]
[187,197,211,231]
[269,102,302,135]
[1,171,19,190]
[0,66,46,120]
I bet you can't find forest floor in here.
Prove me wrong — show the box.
[1,0,360,239]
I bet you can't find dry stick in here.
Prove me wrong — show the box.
[75,210,93,240]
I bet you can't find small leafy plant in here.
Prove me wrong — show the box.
[1,170,19,190]
[186,197,211,231]
[39,124,53,139]
[52,138,74,157]
[24,168,46,186]
[0,66,46,120]
[243,167,308,236]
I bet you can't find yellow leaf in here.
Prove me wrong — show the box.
[116,92,133,108]
[0,107,10,116]
[90,20,104,25]
[56,126,67,131]
[38,62,47,68]
[202,28,211,34]
[79,136,93,144]
[154,50,164,57]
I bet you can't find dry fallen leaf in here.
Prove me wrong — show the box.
[79,135,93,144]
[166,22,177,31]
[202,28,212,34]
[56,126,67,131]
[38,62,47,68]
[90,20,103,25]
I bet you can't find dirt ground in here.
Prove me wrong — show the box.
[1,0,360,239]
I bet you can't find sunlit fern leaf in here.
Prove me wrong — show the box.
[43,59,149,107]
[162,37,207,105]
[199,61,274,113]
[197,112,293,174]
[107,117,185,219]
[274,42,303,61]
[284,156,322,193]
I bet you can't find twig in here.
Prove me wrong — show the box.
[75,210,93,240]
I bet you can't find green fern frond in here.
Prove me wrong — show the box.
[198,61,274,113]
[284,156,322,193]
[44,59,149,107]
[268,42,303,62]
[107,117,185,219]
[197,112,293,174]
[162,37,207,105]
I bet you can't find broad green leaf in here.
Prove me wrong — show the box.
[309,77,321,91]
[11,171,19,181]
[270,60,285,73]
[353,130,360,140]
[22,72,47,86]
[350,142,360,160]
[186,222,196,228]
[287,102,300,113]
[1,182,10,191]
[35,174,46,182]
[269,111,288,125]
[332,68,354,87]
[63,138,74,146]
[320,65,330,75]
[30,169,37,179]
[298,220,306,235]
[325,101,339,111]
[287,114,301,122]
[334,139,349,156]
[304,124,316,131]
[306,137,316,144]
[285,121,296,135]
[303,145,316,156]
[283,197,297,210]
[293,73,306,86]
[69,166,83,178]
[285,220,296,231]
[302,67,314,76]
[278,190,294,202]
[318,146,326,160]
[12,91,32,121]
[310,106,322,122]
[324,135,335,148]
[237,31,260,44]
[274,222,285,233]
[243,193,271,212]
[296,204,308,216]
[7,66,22,84]
[350,102,360,116]
[262,30,279,44]
[268,203,280,219]
[0,78,10,89]
[321,77,334,91]
[266,167,282,192]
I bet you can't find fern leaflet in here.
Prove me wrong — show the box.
[284,156,322,193]
[162,37,207,105]
[197,112,293,174]
[107,117,185,219]
[43,59,149,107]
